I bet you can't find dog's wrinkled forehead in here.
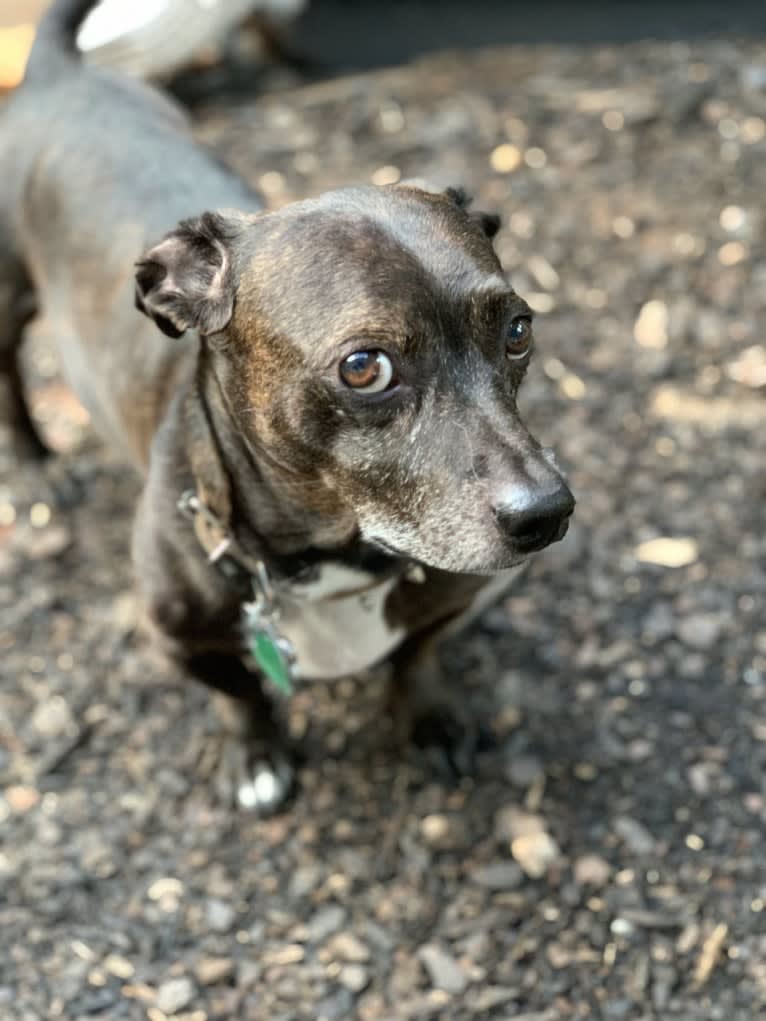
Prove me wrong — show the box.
[310,184,503,284]
[235,185,505,356]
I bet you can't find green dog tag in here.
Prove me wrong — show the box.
[252,629,292,695]
[242,578,295,697]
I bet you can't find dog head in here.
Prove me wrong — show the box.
[135,184,574,573]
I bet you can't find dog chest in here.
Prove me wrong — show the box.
[277,563,406,680]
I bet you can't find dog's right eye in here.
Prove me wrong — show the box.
[339,350,395,393]
[505,316,533,360]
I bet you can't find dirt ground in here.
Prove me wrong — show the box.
[1,28,766,1021]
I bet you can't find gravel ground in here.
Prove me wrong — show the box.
[1,36,766,1021]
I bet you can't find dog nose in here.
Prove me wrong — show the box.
[494,484,575,553]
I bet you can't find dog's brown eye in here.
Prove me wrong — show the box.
[506,316,533,359]
[339,350,395,393]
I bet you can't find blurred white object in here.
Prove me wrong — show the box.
[77,0,306,78]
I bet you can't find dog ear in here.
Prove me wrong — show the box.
[444,186,501,239]
[135,212,236,338]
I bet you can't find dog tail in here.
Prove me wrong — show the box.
[24,0,97,83]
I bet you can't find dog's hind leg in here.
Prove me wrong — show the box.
[0,249,49,462]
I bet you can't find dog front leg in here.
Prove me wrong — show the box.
[134,488,295,813]
[181,650,295,814]
[387,626,491,778]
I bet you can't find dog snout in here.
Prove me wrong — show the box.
[493,483,575,554]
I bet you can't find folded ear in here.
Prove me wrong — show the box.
[444,186,501,239]
[135,212,236,338]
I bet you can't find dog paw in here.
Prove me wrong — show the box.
[412,708,494,779]
[208,734,295,815]
[236,752,295,815]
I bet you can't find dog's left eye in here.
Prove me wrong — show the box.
[506,316,533,360]
[339,350,395,393]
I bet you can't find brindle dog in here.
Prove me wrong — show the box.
[0,0,574,812]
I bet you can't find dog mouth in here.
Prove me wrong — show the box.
[367,536,408,560]
[367,534,538,577]
[367,506,570,574]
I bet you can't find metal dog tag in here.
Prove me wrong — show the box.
[243,599,296,696]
